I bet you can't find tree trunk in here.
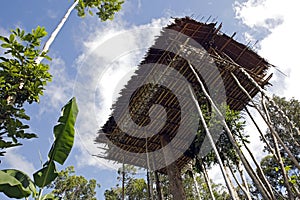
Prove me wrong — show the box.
[154,171,163,200]
[160,134,186,200]
[35,0,79,64]
[122,162,125,200]
[147,170,154,200]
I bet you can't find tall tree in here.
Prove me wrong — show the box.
[36,0,124,64]
[0,0,124,156]
[0,27,51,155]
[260,96,300,199]
[47,166,100,200]
[104,165,148,200]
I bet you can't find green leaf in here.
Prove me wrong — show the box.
[1,43,11,48]
[9,34,15,43]
[48,97,78,165]
[33,161,58,188]
[0,36,9,43]
[0,169,36,198]
[41,192,57,200]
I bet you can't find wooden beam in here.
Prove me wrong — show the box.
[219,32,236,52]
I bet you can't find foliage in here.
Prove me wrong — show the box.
[187,105,248,171]
[47,166,100,200]
[260,96,300,198]
[125,178,147,199]
[183,171,230,200]
[0,98,78,199]
[104,165,148,200]
[75,0,124,21]
[0,169,36,198]
[0,27,51,155]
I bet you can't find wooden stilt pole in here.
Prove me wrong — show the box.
[147,170,154,200]
[188,62,273,199]
[122,162,125,200]
[189,87,239,200]
[154,171,163,200]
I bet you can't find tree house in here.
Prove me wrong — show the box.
[96,17,272,199]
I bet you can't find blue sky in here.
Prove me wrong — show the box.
[1,0,300,199]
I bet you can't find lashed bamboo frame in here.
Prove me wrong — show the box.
[96,17,272,174]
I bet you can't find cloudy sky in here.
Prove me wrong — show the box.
[1,0,299,198]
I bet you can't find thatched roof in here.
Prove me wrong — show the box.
[95,17,272,173]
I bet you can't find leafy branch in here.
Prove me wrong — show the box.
[0,97,78,199]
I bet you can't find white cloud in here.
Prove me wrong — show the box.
[234,0,300,99]
[4,148,36,176]
[234,0,284,29]
[72,17,171,170]
[38,56,74,115]
[47,9,58,19]
[232,0,300,188]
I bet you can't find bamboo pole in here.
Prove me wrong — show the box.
[188,62,273,199]
[244,107,278,160]
[231,72,300,171]
[154,171,163,200]
[261,96,294,200]
[237,67,299,136]
[189,164,202,200]
[200,158,216,200]
[189,87,239,200]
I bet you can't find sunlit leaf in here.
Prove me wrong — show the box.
[0,169,36,198]
[48,97,78,165]
[33,161,58,188]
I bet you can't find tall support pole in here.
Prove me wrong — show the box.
[227,161,252,200]
[237,67,299,136]
[261,97,294,200]
[199,159,215,200]
[122,162,125,200]
[189,164,202,200]
[145,138,154,200]
[188,62,274,199]
[231,72,300,170]
[35,0,79,64]
[237,162,251,199]
[189,87,239,200]
[154,171,163,200]
[245,107,278,159]
[147,170,154,200]
[160,134,186,199]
